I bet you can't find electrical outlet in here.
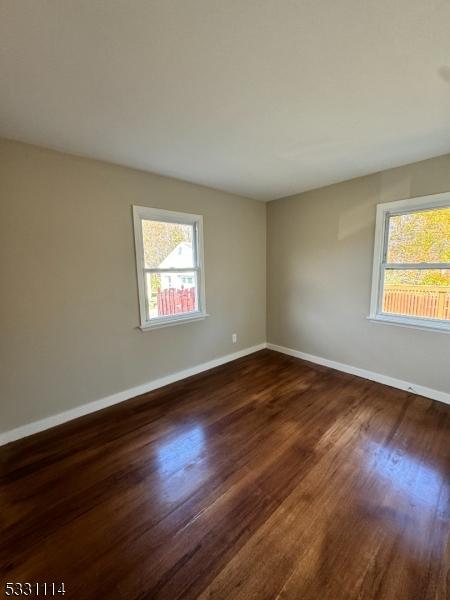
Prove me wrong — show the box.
[232,333,237,344]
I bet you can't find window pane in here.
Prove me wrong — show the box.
[141,220,195,268]
[383,269,450,320]
[145,271,198,319]
[386,207,450,264]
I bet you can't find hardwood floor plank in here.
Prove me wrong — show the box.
[1,350,449,599]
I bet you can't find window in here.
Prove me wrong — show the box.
[133,206,207,329]
[369,192,450,332]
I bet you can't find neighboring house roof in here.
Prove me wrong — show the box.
[159,242,193,269]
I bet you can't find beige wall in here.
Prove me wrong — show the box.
[2,139,448,435]
[0,139,266,432]
[267,154,450,395]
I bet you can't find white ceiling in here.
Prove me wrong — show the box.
[1,1,450,201]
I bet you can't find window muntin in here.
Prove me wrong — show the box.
[133,207,206,328]
[370,194,450,331]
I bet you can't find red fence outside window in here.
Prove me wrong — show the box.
[157,288,196,316]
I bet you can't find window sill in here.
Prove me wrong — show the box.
[139,312,209,331]
[367,314,450,333]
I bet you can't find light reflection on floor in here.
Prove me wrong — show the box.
[367,441,446,509]
[156,425,209,503]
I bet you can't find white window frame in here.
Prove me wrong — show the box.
[369,192,450,333]
[132,205,207,330]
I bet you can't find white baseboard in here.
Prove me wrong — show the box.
[0,343,267,447]
[3,341,447,447]
[267,343,450,406]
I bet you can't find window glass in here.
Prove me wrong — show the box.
[133,206,205,328]
[145,271,198,320]
[141,220,194,269]
[386,207,450,264]
[383,269,450,321]
[371,197,450,329]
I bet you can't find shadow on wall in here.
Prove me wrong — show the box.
[437,65,450,83]
[338,202,374,240]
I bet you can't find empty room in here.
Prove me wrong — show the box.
[1,2,449,599]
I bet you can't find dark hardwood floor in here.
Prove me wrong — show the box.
[1,349,449,600]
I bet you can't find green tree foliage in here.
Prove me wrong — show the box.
[142,220,192,267]
[386,207,450,286]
